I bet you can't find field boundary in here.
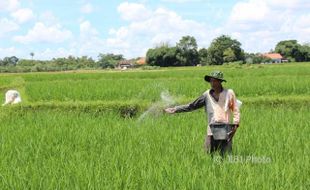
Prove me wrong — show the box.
[1,95,309,115]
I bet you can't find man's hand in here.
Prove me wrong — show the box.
[164,107,176,114]
[232,124,239,134]
[228,124,239,142]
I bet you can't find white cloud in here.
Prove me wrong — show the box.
[266,0,310,9]
[13,22,73,44]
[81,3,93,14]
[80,20,99,37]
[292,14,310,42]
[11,8,34,23]
[39,11,59,26]
[230,0,269,22]
[0,47,19,58]
[225,0,310,53]
[37,48,77,60]
[2,0,309,60]
[21,20,107,60]
[161,0,203,3]
[295,14,310,28]
[72,20,106,57]
[0,0,20,12]
[228,0,310,29]
[109,3,212,58]
[117,2,151,21]
[0,18,19,37]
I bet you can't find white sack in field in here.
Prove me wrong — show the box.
[2,90,22,106]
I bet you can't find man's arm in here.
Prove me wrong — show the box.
[228,90,240,125]
[165,94,206,114]
[227,90,240,141]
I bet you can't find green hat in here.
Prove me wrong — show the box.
[204,71,226,82]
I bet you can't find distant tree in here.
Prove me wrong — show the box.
[0,56,19,66]
[198,48,208,65]
[176,35,199,66]
[77,56,96,68]
[97,53,124,69]
[52,57,68,67]
[298,44,310,62]
[146,36,200,67]
[223,48,236,63]
[275,40,310,62]
[30,52,34,60]
[275,40,301,62]
[163,47,180,66]
[146,43,183,67]
[18,59,37,66]
[207,35,244,65]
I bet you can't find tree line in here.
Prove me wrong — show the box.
[146,35,310,66]
[0,54,128,73]
[1,35,310,72]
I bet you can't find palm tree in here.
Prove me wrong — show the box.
[30,52,34,60]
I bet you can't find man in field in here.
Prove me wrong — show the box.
[164,71,240,156]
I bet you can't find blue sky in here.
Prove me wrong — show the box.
[0,0,309,60]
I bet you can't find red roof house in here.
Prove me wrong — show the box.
[263,53,283,63]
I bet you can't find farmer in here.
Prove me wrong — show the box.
[164,71,240,156]
[2,90,22,106]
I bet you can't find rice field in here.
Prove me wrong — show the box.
[0,63,309,189]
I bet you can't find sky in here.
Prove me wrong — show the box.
[0,0,309,60]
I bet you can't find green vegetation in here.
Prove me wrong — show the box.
[206,35,244,65]
[146,36,310,67]
[2,35,310,73]
[275,40,310,62]
[0,62,309,189]
[0,54,127,73]
[147,36,200,67]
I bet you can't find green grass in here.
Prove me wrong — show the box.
[0,62,309,189]
[0,106,308,189]
[23,75,310,102]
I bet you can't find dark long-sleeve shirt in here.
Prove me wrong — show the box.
[175,95,206,112]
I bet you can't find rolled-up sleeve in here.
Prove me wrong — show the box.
[174,95,206,113]
[228,90,240,124]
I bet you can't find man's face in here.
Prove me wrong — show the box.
[210,78,222,89]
